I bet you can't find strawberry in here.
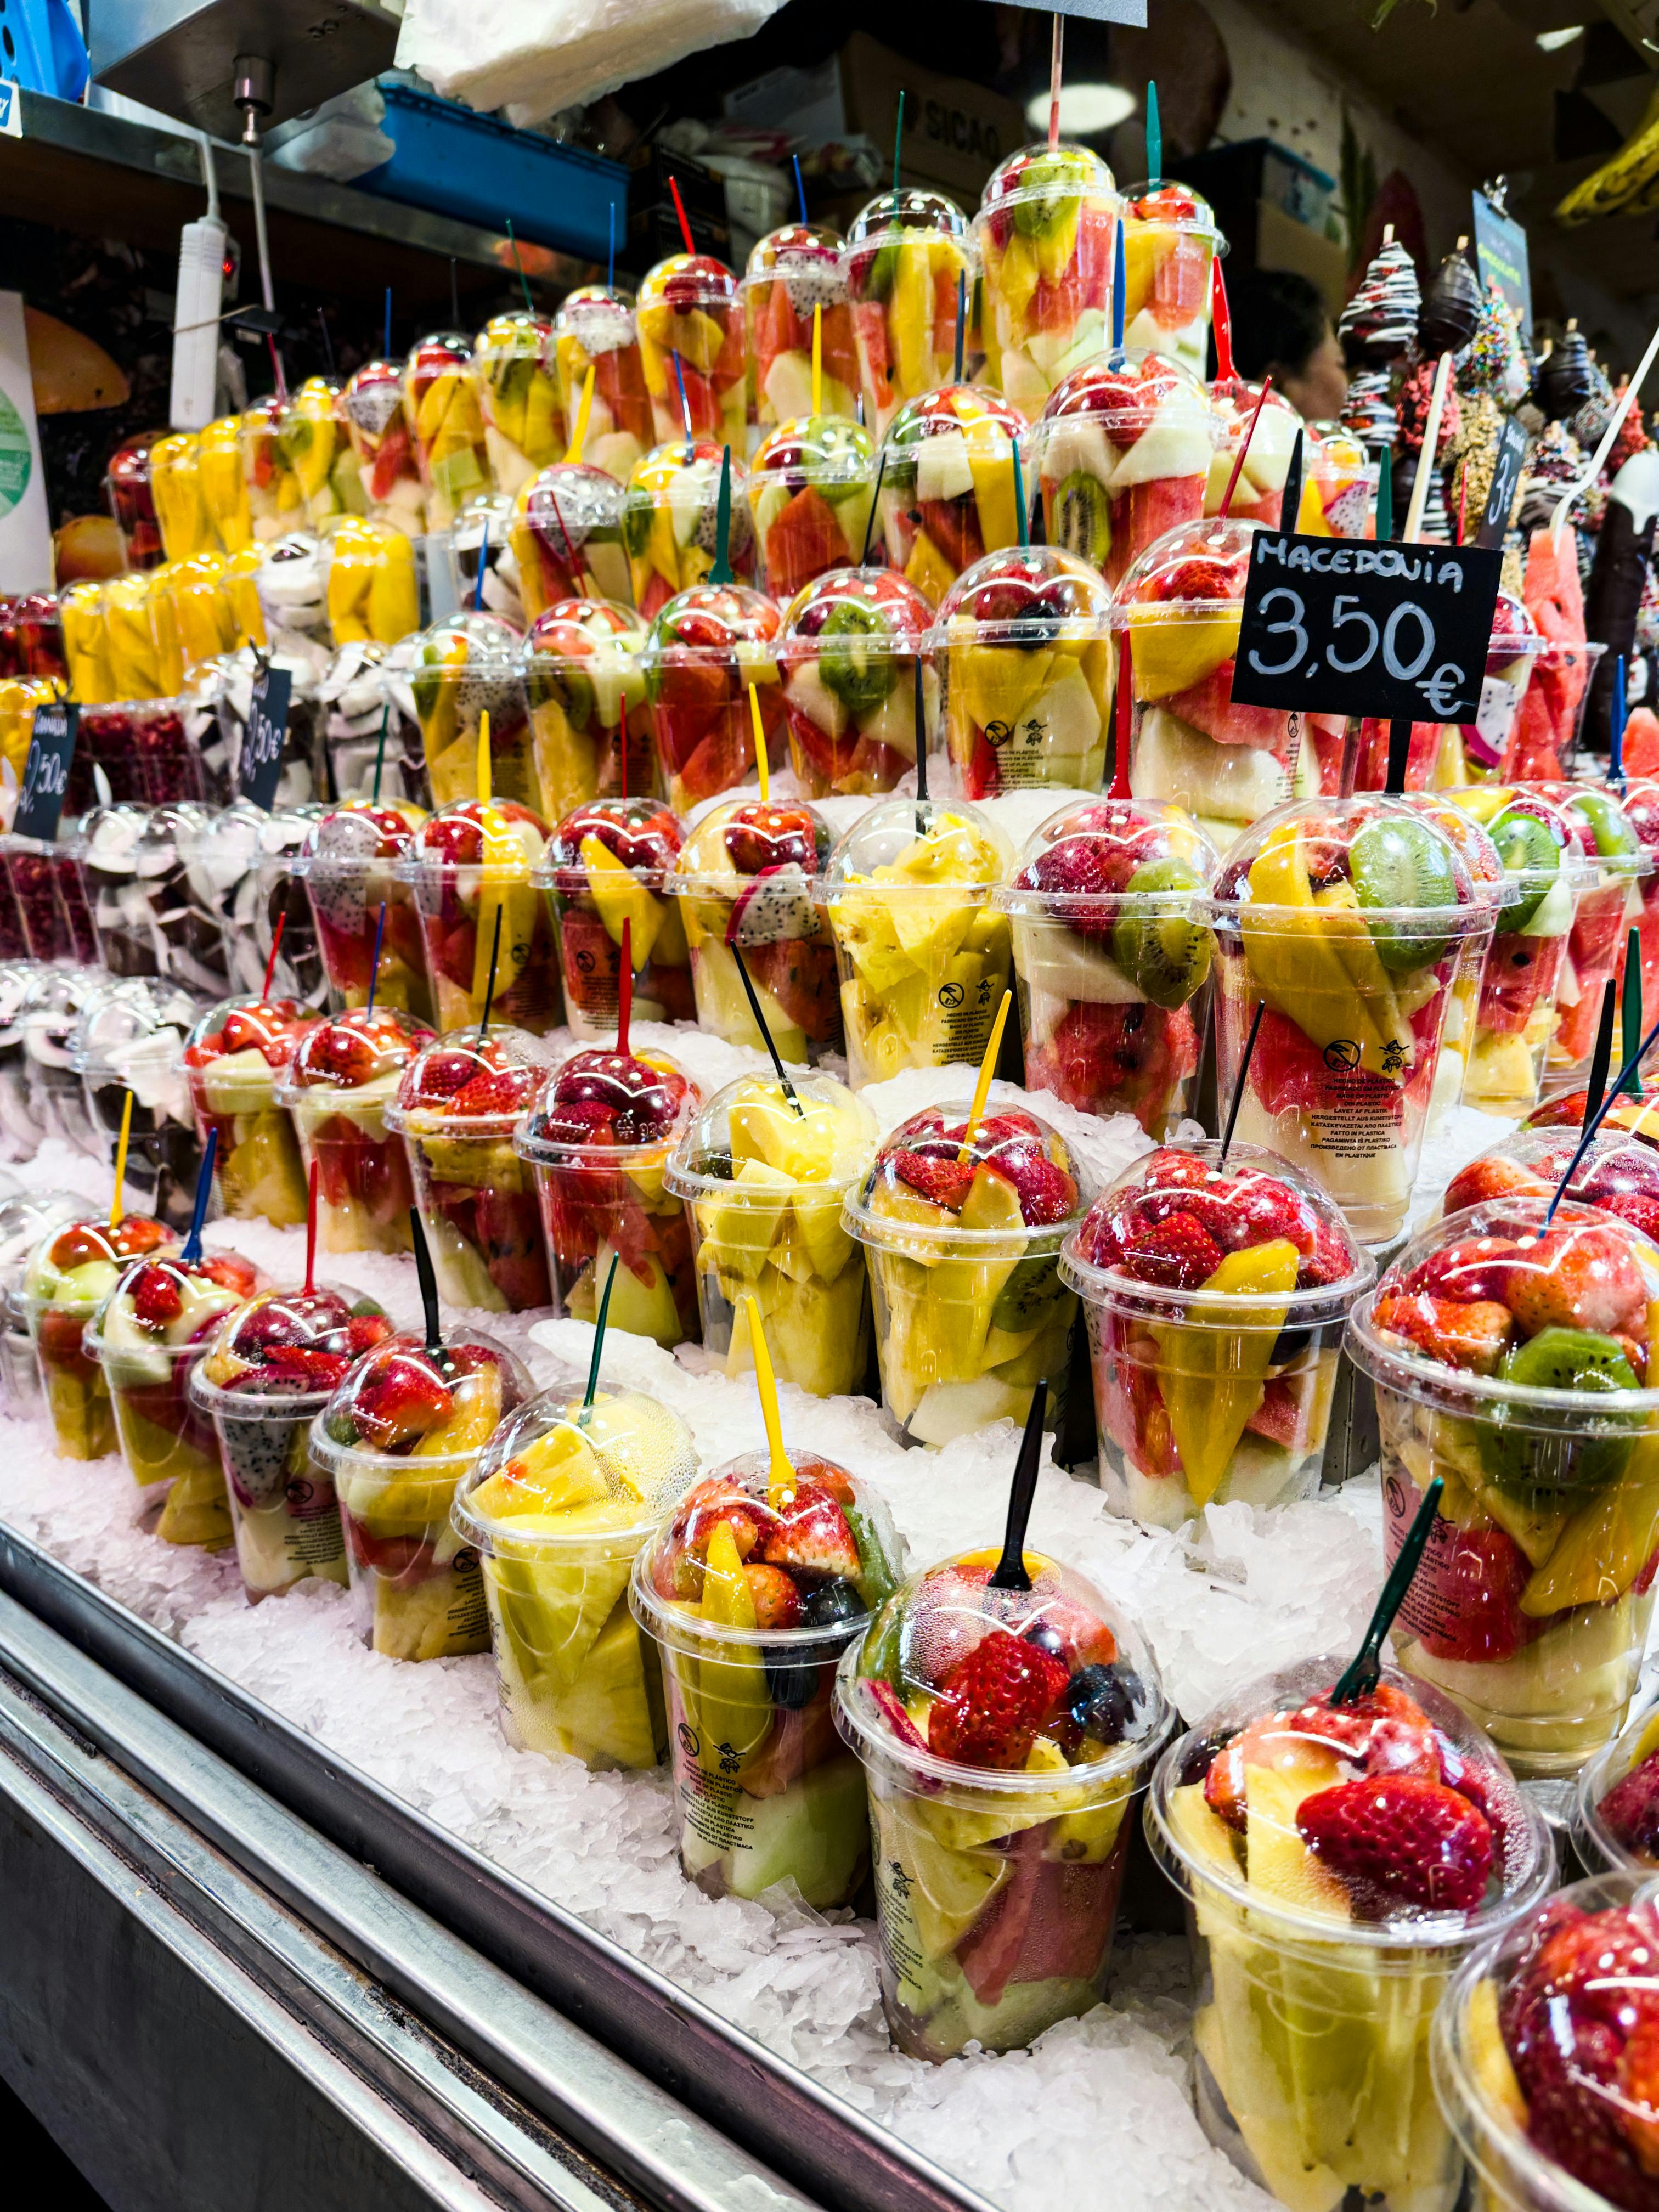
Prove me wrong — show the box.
[347,1352,452,1449]
[1373,1290,1515,1373]
[890,1150,976,1212]
[998,1147,1078,1227]
[742,1562,802,1629]
[1404,1235,1520,1305]
[1298,1221,1358,1290]
[1619,2012,1659,2180]
[449,1066,538,1120]
[1502,1221,1649,1339]
[413,1049,479,1101]
[927,1630,1070,1769]
[1120,1211,1223,1289]
[1296,1774,1493,1911]
[760,1482,860,1582]
[1414,1527,1542,1664]
[1598,1751,1659,1861]
[132,1265,182,1328]
[200,1253,259,1297]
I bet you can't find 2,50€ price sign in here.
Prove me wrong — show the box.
[1229,532,1504,726]
[13,701,78,844]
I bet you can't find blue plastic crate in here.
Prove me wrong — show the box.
[356,82,628,264]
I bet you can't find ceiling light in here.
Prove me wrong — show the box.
[1535,25,1585,51]
[1024,83,1138,138]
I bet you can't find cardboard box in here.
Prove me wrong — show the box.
[837,32,1027,205]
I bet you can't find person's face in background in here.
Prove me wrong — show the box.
[1278,319,1350,424]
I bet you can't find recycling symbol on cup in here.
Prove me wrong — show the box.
[1323,1039,1362,1073]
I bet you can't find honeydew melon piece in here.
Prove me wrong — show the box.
[915,430,974,505]
[1130,706,1289,824]
[721,1753,868,1905]
[1110,417,1215,489]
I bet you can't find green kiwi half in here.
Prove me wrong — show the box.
[1111,857,1214,1009]
[1349,817,1460,972]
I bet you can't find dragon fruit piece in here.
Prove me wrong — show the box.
[726,862,819,947]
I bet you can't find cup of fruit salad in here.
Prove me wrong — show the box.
[1149,1656,1550,2212]
[535,797,692,1040]
[388,1028,553,1313]
[743,222,855,428]
[635,254,746,453]
[633,1451,905,1905]
[973,146,1120,420]
[552,287,653,486]
[1120,181,1222,373]
[1440,1122,1659,1242]
[1352,595,1545,795]
[522,601,650,822]
[472,310,562,500]
[86,1245,263,1544]
[1350,1195,1659,1775]
[1064,1142,1372,1526]
[402,799,561,1034]
[297,800,434,1023]
[1201,381,1300,524]
[844,188,977,438]
[510,462,634,618]
[665,1069,877,1396]
[182,994,315,1227]
[1302,426,1380,539]
[516,1043,699,1347]
[822,795,1010,1086]
[845,1102,1086,1445]
[277,1007,433,1255]
[996,796,1216,1132]
[403,332,489,531]
[836,1545,1168,2059]
[1621,776,1659,1030]
[432,492,525,631]
[748,415,877,602]
[454,1381,697,1767]
[342,358,425,538]
[190,1284,393,1602]
[1574,1703,1659,1871]
[1209,796,1489,1246]
[23,1213,179,1459]
[874,385,1025,607]
[1029,350,1221,586]
[673,797,840,1063]
[407,613,537,816]
[311,1329,532,1661]
[642,583,784,815]
[1541,781,1647,1086]
[238,398,306,543]
[323,516,419,648]
[780,567,935,798]
[1503,637,1605,781]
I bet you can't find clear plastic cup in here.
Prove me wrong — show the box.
[622,439,755,623]
[59,578,115,704]
[670,796,840,1062]
[76,696,216,810]
[1351,594,1546,794]
[780,566,935,799]
[239,397,306,543]
[430,492,526,631]
[196,413,253,554]
[102,567,184,699]
[84,1245,264,1545]
[0,675,59,809]
[835,1546,1167,2059]
[744,222,857,433]
[844,1100,1086,1445]
[1063,1140,1373,1525]
[76,800,213,984]
[472,309,563,499]
[0,967,47,1158]
[1,592,64,684]
[311,1329,533,1660]
[644,582,786,815]
[933,545,1116,798]
[22,1212,179,1459]
[995,795,1217,1133]
[633,1451,906,1905]
[1573,1702,1659,1871]
[1504,637,1605,781]
[324,516,419,647]
[24,965,112,1156]
[844,188,977,438]
[190,1284,394,1601]
[401,798,560,1034]
[151,552,240,676]
[875,383,1025,607]
[182,994,315,1226]
[297,799,433,1022]
[406,612,536,814]
[665,1069,877,1396]
[535,796,692,1040]
[387,1026,554,1313]
[748,415,877,602]
[185,798,329,1009]
[276,1006,433,1255]
[1439,1122,1659,1239]
[511,461,634,618]
[552,286,653,487]
[105,431,165,569]
[292,376,365,531]
[516,1042,699,1346]
[635,253,746,453]
[341,358,426,539]
[319,639,429,808]
[74,977,208,1233]
[1203,377,1303,524]
[1148,1656,1551,2212]
[1302,425,1381,540]
[2,823,93,964]
[1120,180,1222,375]
[453,1383,697,1767]
[1350,1195,1659,1775]
[822,794,1011,1086]
[404,332,489,531]
[1540,781,1648,1082]
[1209,795,1490,1246]
[0,1189,79,1412]
[1029,349,1221,587]
[522,599,651,822]
[974,145,1121,420]
[1622,776,1659,1035]
[150,431,214,562]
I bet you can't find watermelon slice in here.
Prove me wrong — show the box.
[1164,661,1289,750]
[765,485,845,597]
[917,498,985,577]
[1107,474,1206,586]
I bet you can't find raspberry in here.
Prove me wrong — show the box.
[1295,1774,1494,1912]
[927,1630,1070,1770]
[1120,1211,1223,1289]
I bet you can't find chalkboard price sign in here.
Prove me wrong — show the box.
[241,662,292,813]
[1477,417,1528,550]
[14,701,78,844]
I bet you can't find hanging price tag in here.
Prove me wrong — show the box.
[1229,532,1504,726]
[241,662,292,812]
[13,700,77,842]
[1477,417,1529,550]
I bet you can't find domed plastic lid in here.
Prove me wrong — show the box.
[1211,795,1480,926]
[624,443,753,558]
[1061,1139,1373,1319]
[633,1450,907,1656]
[405,331,473,375]
[672,795,831,899]
[836,1544,1167,1789]
[1445,785,1594,918]
[554,286,637,351]
[514,462,625,545]
[1350,1193,1659,1425]
[847,185,972,250]
[845,1099,1086,1254]
[1620,775,1659,864]
[183,994,314,1071]
[298,799,427,875]
[934,545,1114,646]
[523,597,644,670]
[404,800,550,879]
[978,142,1117,218]
[998,793,1217,917]
[1438,1124,1659,1238]
[1114,512,1255,614]
[408,608,523,680]
[638,252,739,312]
[187,802,326,896]
[1577,1711,1659,1872]
[881,383,1024,470]
[89,1246,263,1358]
[744,221,847,285]
[105,430,156,489]
[387,1026,552,1138]
[1036,347,1216,432]
[255,532,326,616]
[455,1383,698,1551]
[342,359,406,435]
[24,1211,175,1306]
[1541,779,1650,879]
[196,1283,394,1403]
[749,414,874,490]
[312,1328,531,1471]
[74,977,207,1084]
[665,1068,877,1198]
[473,309,555,366]
[25,969,125,1064]
[1390,793,1506,911]
[782,566,932,653]
[1122,179,1221,238]
[646,583,782,662]
[279,1005,433,1096]
[516,1045,697,1163]
[534,795,684,895]
[822,792,1011,895]
[1147,1654,1550,1942]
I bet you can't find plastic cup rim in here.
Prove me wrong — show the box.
[629,1549,877,1657]
[1349,1285,1659,1418]
[1059,1226,1375,1321]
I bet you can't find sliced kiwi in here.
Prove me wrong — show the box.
[1480,1327,1640,1493]
[818,601,893,719]
[1049,470,1112,567]
[621,496,652,560]
[991,1253,1065,1333]
[1111,858,1213,1009]
[865,239,901,303]
[1489,805,1559,933]
[1348,817,1460,972]
[1571,788,1641,863]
